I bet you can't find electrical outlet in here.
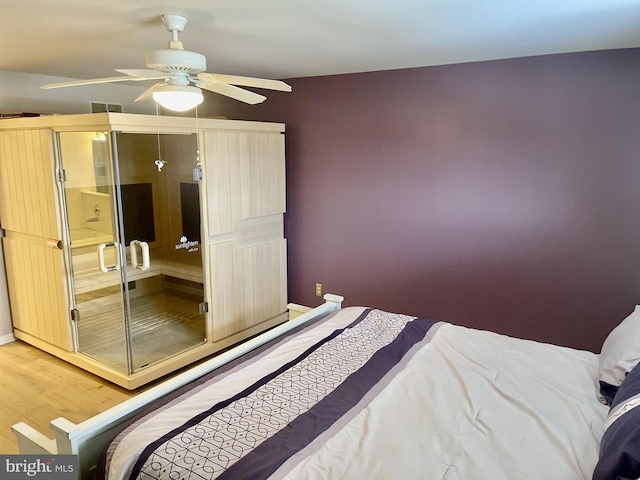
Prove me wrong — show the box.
[315,283,322,297]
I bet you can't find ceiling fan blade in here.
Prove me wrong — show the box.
[41,75,147,89]
[197,82,266,105]
[116,69,168,80]
[198,73,292,92]
[134,83,166,102]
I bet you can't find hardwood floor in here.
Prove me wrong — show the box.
[0,339,139,454]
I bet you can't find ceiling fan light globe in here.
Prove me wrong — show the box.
[152,85,204,111]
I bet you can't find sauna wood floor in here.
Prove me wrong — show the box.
[0,339,139,454]
[77,289,205,371]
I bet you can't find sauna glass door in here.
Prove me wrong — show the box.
[114,132,206,372]
[59,131,206,374]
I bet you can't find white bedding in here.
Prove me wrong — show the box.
[282,318,608,479]
[103,307,608,480]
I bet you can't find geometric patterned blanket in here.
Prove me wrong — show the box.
[129,309,437,480]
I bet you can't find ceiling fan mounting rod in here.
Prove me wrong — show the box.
[162,14,188,50]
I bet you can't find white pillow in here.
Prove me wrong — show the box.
[598,305,640,401]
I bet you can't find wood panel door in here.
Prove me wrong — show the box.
[202,130,287,342]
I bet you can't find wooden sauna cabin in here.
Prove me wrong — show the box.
[0,113,288,389]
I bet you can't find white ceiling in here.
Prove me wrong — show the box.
[2,0,640,82]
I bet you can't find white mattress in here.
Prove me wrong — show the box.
[104,307,608,479]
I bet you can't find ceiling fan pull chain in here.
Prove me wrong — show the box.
[154,103,167,172]
[192,106,203,181]
[195,106,201,166]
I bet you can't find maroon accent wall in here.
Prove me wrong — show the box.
[209,48,640,352]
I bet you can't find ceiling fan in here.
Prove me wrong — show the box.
[41,14,292,111]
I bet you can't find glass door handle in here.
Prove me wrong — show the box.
[98,242,121,273]
[130,240,150,271]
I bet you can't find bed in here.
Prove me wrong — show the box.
[11,294,640,479]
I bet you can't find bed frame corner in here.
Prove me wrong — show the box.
[11,421,59,455]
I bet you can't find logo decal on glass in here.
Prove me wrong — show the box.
[175,235,199,253]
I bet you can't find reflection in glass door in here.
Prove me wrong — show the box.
[59,131,206,374]
[59,131,130,371]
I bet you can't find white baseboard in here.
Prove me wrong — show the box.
[0,332,15,345]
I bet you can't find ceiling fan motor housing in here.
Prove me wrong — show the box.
[145,49,207,75]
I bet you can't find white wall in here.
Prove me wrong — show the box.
[0,70,157,344]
